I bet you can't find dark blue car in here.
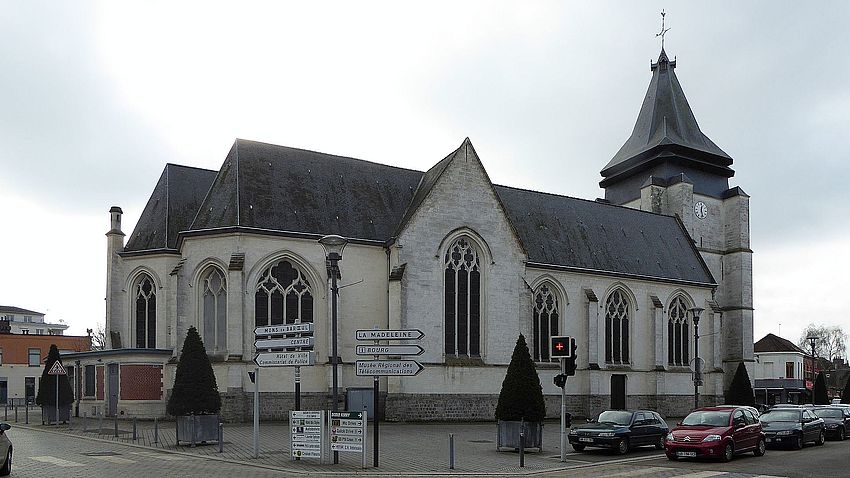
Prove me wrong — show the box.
[568,410,669,454]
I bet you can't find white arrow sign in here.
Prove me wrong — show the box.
[255,337,314,349]
[355,360,424,376]
[355,329,424,341]
[255,323,314,336]
[254,351,315,367]
[355,344,424,356]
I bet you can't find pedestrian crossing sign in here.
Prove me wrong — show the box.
[47,361,67,375]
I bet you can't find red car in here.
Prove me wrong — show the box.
[665,406,765,462]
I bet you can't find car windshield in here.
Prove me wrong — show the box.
[681,410,731,427]
[597,411,633,426]
[815,409,843,419]
[760,410,801,422]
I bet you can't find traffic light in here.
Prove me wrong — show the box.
[565,338,578,376]
[554,373,567,388]
[551,336,572,359]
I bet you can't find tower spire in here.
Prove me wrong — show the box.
[656,9,671,50]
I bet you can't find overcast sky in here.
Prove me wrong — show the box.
[1,1,848,350]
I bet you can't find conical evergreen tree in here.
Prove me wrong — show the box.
[495,334,546,422]
[814,371,829,405]
[167,326,221,416]
[35,344,74,406]
[724,362,755,407]
[841,376,850,404]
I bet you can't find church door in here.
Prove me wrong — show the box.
[611,375,626,410]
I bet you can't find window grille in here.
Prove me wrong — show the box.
[444,238,481,357]
[134,274,156,348]
[201,267,227,353]
[667,296,689,366]
[255,260,313,326]
[605,290,630,363]
[532,284,559,362]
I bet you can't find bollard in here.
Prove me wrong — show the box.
[114,415,119,437]
[3,405,6,421]
[218,422,223,453]
[133,417,137,441]
[154,417,159,444]
[519,421,525,468]
[25,404,28,424]
[190,415,196,448]
[449,433,455,470]
[83,412,88,433]
[99,411,104,434]
[14,406,17,423]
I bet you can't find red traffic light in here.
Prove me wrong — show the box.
[551,336,573,359]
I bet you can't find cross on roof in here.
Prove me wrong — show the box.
[656,9,671,49]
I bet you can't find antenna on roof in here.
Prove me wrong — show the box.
[656,9,671,50]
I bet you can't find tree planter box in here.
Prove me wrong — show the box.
[496,420,543,451]
[176,415,220,445]
[41,405,71,424]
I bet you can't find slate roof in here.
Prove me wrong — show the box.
[124,164,218,251]
[754,333,806,354]
[601,49,734,184]
[0,305,44,316]
[124,139,715,286]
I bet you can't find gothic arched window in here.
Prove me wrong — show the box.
[532,284,559,362]
[604,289,630,364]
[255,260,314,326]
[134,274,156,348]
[444,237,481,357]
[201,267,227,353]
[668,296,690,366]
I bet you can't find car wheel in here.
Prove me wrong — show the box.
[793,435,803,450]
[666,454,678,461]
[0,448,10,477]
[615,438,629,455]
[720,442,734,462]
[753,438,766,457]
[571,444,585,452]
[840,428,846,441]
[655,435,665,450]
[816,431,825,446]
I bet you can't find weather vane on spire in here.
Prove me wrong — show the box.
[656,9,671,50]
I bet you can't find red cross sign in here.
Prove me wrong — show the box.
[550,336,573,359]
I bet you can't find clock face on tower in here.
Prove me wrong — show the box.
[694,201,708,219]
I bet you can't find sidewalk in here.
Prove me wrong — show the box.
[20,412,594,475]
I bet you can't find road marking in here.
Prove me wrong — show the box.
[751,476,788,478]
[130,451,186,461]
[91,455,137,464]
[31,456,85,467]
[604,466,676,477]
[668,472,728,478]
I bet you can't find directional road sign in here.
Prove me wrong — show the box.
[255,323,314,336]
[255,337,314,349]
[355,329,424,341]
[356,359,424,376]
[47,361,67,375]
[254,351,315,367]
[355,344,424,356]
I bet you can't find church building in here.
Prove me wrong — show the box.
[78,47,753,421]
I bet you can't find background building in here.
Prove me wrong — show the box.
[0,305,68,336]
[753,333,807,405]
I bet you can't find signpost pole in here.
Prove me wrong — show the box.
[295,366,301,411]
[560,358,566,462]
[55,375,59,426]
[253,366,259,459]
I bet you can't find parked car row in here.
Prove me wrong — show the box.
[567,403,850,463]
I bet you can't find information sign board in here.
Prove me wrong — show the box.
[355,329,424,341]
[290,410,325,460]
[255,323,314,336]
[355,344,424,356]
[255,351,315,367]
[329,411,367,461]
[355,359,424,376]
[255,337,314,349]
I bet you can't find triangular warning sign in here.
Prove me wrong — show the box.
[48,361,67,375]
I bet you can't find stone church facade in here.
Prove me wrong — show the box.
[89,48,752,421]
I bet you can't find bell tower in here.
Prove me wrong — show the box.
[601,47,754,387]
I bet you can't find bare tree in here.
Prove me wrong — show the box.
[88,323,107,351]
[798,324,847,364]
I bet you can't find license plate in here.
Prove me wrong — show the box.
[677,451,697,457]
[579,438,594,443]
[765,438,771,443]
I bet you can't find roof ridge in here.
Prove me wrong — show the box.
[164,163,218,173]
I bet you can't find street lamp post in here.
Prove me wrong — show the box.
[689,307,705,410]
[319,234,348,465]
[807,336,819,404]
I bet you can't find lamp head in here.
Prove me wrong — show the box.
[319,234,348,261]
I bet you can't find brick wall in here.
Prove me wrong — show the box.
[96,365,104,400]
[120,365,163,400]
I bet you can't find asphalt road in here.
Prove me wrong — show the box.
[6,424,850,477]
